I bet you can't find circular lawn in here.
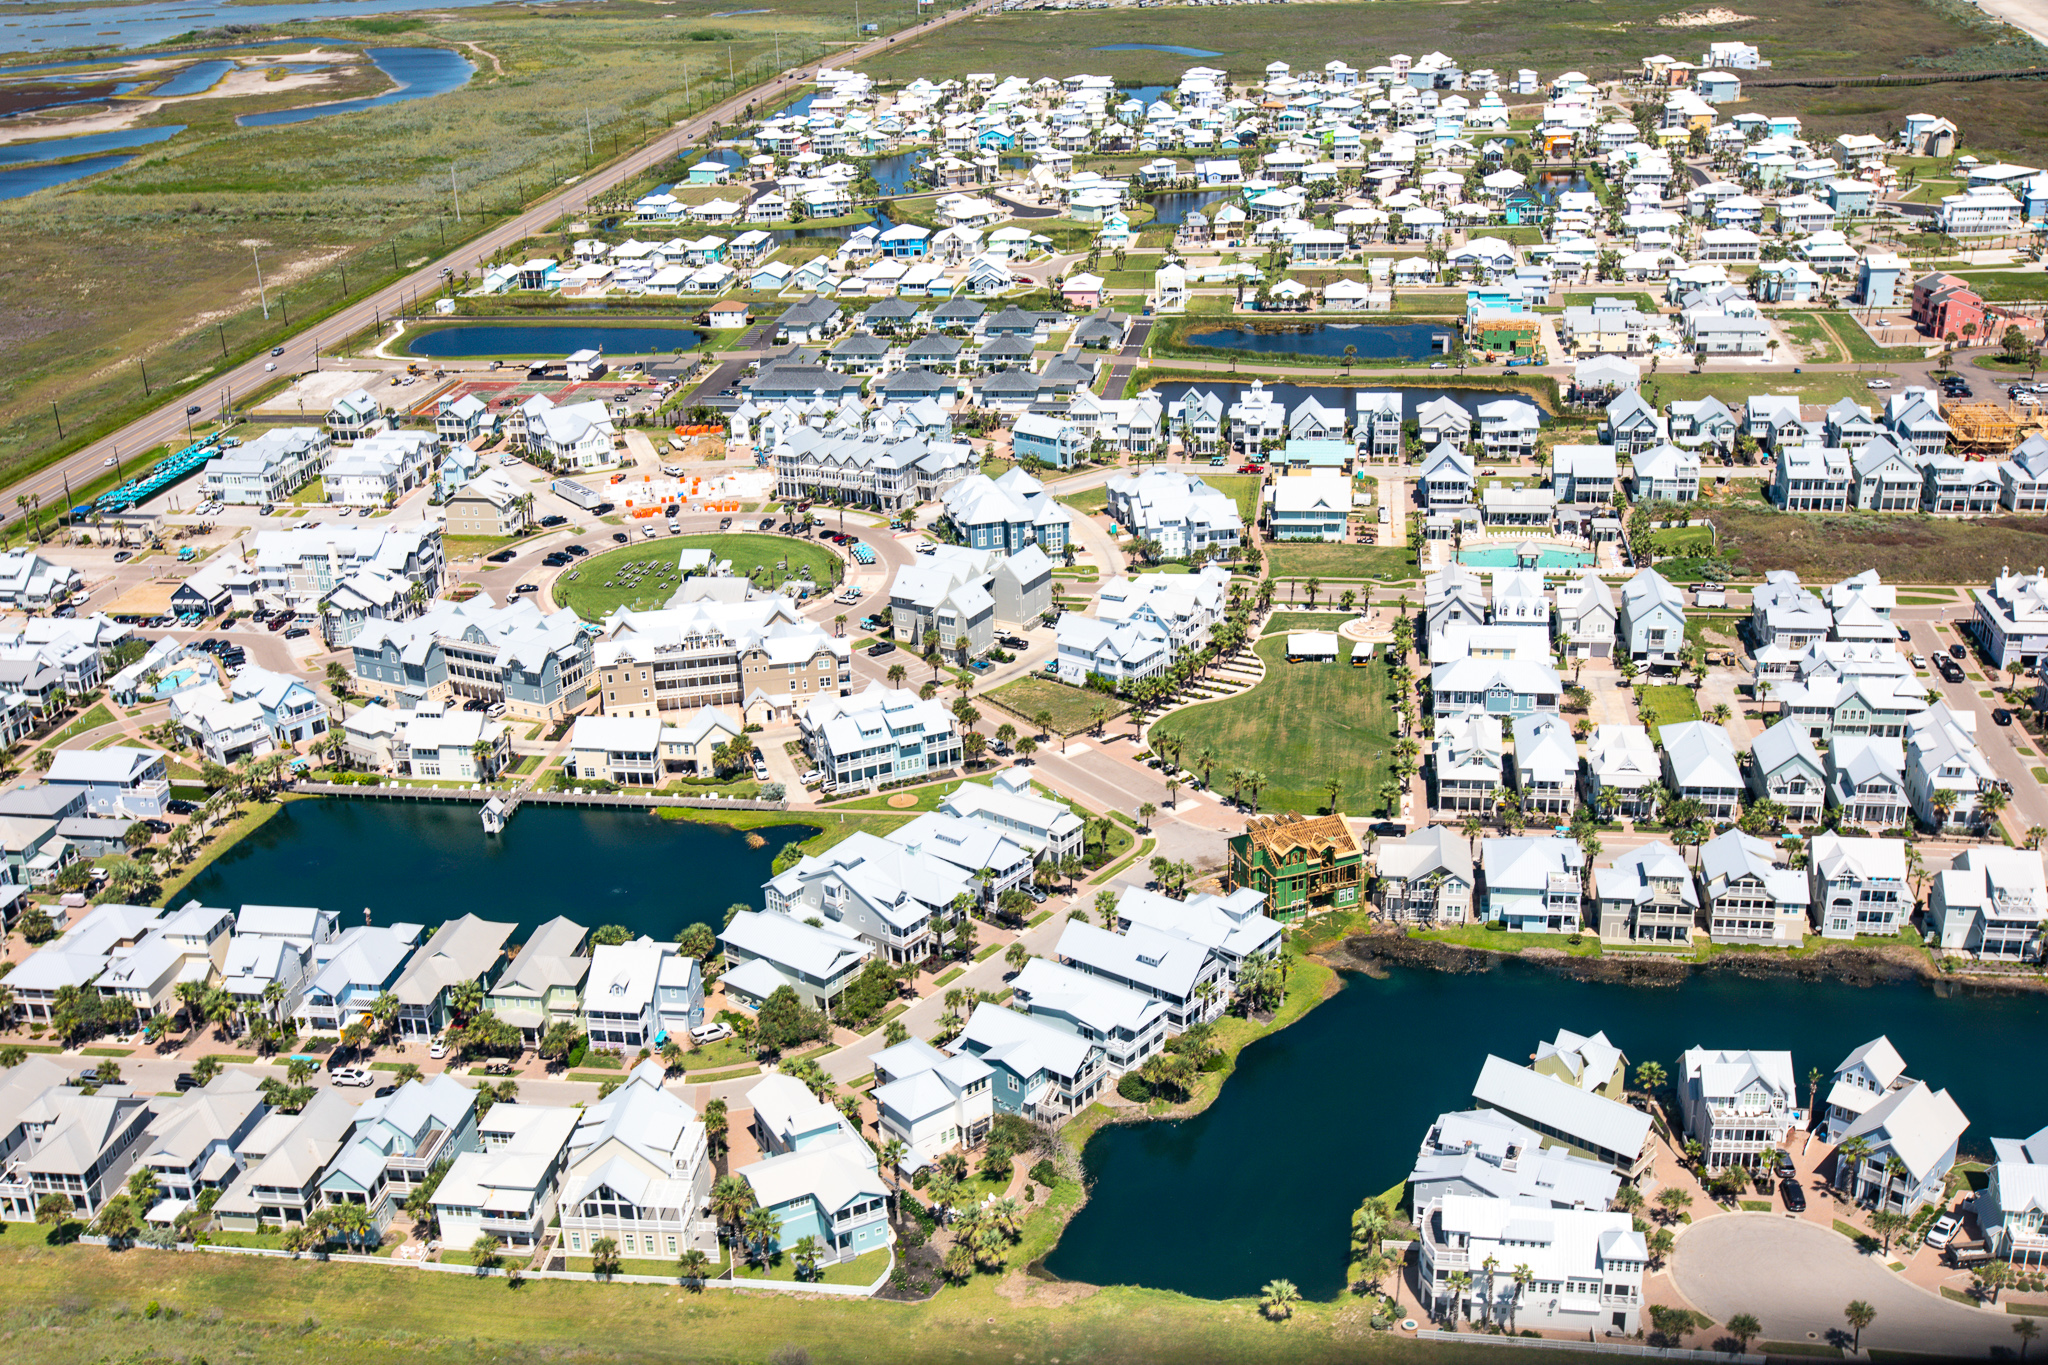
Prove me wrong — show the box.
[552,533,842,617]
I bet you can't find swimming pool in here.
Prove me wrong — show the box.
[1457,546,1593,569]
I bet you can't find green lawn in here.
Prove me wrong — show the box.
[1059,486,1110,515]
[1265,542,1417,581]
[1413,923,1603,957]
[985,675,1128,737]
[1641,371,1900,410]
[552,535,840,617]
[1263,611,1358,634]
[1637,684,1702,739]
[731,1246,891,1286]
[1201,474,1262,524]
[1150,635,1396,814]
[1649,525,1715,556]
[38,702,117,752]
[1953,271,2048,304]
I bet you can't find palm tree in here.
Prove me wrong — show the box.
[790,1234,826,1281]
[591,1236,622,1277]
[677,1248,713,1289]
[709,1174,755,1241]
[1844,1300,1875,1351]
[1259,1278,1301,1321]
[2017,1317,2041,1360]
[1836,1135,1874,1199]
[1443,1269,1473,1324]
[1727,1313,1761,1353]
[740,1204,781,1267]
[1509,1263,1535,1332]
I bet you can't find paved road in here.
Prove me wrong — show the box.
[11,1,998,533]
[1673,1212,2015,1357]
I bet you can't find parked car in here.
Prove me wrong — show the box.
[167,799,199,816]
[284,627,309,639]
[1996,708,2014,726]
[428,1040,447,1059]
[865,640,897,657]
[565,544,589,557]
[1781,1179,1806,1213]
[331,1067,375,1088]
[999,634,1030,651]
[759,516,775,529]
[539,514,568,528]
[487,549,517,563]
[1866,378,1892,390]
[719,517,732,530]
[513,583,540,595]
[613,532,630,543]
[1897,624,1912,642]
[1950,643,1968,659]
[1927,1213,1962,1249]
[112,550,131,563]
[1773,1150,1796,1180]
[690,1021,733,1045]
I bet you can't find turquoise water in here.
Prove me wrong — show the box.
[1459,546,1593,568]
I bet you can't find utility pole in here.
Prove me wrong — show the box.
[586,107,594,161]
[50,402,61,440]
[254,246,269,319]
[139,359,150,395]
[451,162,461,223]
[217,321,227,357]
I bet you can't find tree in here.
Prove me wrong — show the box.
[1634,1059,1667,1097]
[675,922,717,960]
[91,1193,139,1247]
[740,1204,782,1267]
[790,1233,826,1281]
[704,1097,729,1155]
[590,1236,622,1277]
[1004,941,1030,972]
[1844,1299,1875,1351]
[709,1174,754,1241]
[471,1234,502,1272]
[1655,1186,1692,1221]
[35,1192,73,1229]
[1869,1208,1908,1252]
[2017,1316,2041,1360]
[590,924,633,947]
[677,1248,713,1288]
[1726,1312,1761,1353]
[1260,1277,1301,1321]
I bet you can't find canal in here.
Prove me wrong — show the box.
[1044,957,2048,1301]
[237,46,473,128]
[404,323,708,359]
[1181,320,1452,361]
[179,798,814,944]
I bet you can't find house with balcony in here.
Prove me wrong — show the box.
[1480,836,1584,933]
[290,923,424,1036]
[1631,443,1701,503]
[719,910,872,1012]
[1983,1121,2048,1265]
[869,1037,995,1172]
[582,938,703,1054]
[1375,826,1475,927]
[319,1075,478,1234]
[0,1063,155,1221]
[96,899,233,1020]
[1699,830,1809,946]
[1111,885,1281,984]
[484,916,588,1047]
[1431,713,1502,814]
[557,1060,716,1263]
[1408,1106,1621,1213]
[801,684,962,794]
[954,1003,1108,1122]
[1832,1076,1969,1215]
[1470,1051,1655,1177]
[1511,713,1578,817]
[1820,1036,1912,1144]
[1660,721,1742,819]
[1972,568,2048,672]
[1906,702,2001,830]
[213,1089,361,1231]
[764,830,967,964]
[432,1103,579,1255]
[1052,920,1223,1034]
[738,1074,890,1267]
[1554,572,1616,660]
[1008,956,1167,1074]
[391,914,513,1039]
[1774,443,1851,511]
[1430,657,1563,722]
[1418,1191,1646,1336]
[1809,833,1909,940]
[44,747,170,819]
[1678,1047,1797,1171]
[1927,847,2048,961]
[1582,724,1659,819]
[1419,442,1477,508]
[137,1071,268,1207]
[1826,735,1910,828]
[1594,842,1697,947]
[1618,569,1687,672]
[1746,720,1826,823]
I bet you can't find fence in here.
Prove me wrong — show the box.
[95,1237,892,1297]
[1415,1330,1763,1363]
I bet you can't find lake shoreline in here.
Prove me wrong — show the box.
[1327,925,2048,995]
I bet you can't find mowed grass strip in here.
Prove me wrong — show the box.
[1151,635,1395,814]
[552,534,839,616]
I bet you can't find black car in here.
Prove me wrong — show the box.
[612,532,630,543]
[592,502,614,515]
[564,544,589,558]
[999,634,1030,651]
[144,819,173,835]
[866,640,897,657]
[759,516,775,530]
[539,514,568,528]
[1996,708,2014,726]
[167,799,199,816]
[541,554,571,568]
[514,583,540,594]
[486,549,517,564]
[1781,1179,1807,1213]
[173,1072,199,1092]
[1897,625,1912,642]
[284,627,309,639]
[1950,643,1968,659]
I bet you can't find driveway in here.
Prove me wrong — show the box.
[1672,1213,2014,1356]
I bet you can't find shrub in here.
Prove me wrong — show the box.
[1029,1159,1058,1188]
[1116,1073,1151,1102]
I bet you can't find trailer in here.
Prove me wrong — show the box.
[552,477,603,511]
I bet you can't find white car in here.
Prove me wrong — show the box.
[689,1022,733,1045]
[1926,1213,1961,1249]
[264,362,277,372]
[661,464,684,477]
[428,1040,447,1059]
[331,1066,375,1087]
[1865,379,1891,390]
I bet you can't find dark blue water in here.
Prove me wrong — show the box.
[405,324,708,358]
[1121,84,1170,105]
[0,123,182,167]
[1148,379,1549,423]
[0,150,135,199]
[181,798,814,944]
[867,151,923,195]
[1143,189,1227,225]
[150,59,233,96]
[1183,321,1452,360]
[779,91,818,118]
[1092,43,1220,56]
[1047,958,2048,1300]
[237,46,472,127]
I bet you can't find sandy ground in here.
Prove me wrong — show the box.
[0,55,357,146]
[1974,0,2048,44]
[257,368,384,417]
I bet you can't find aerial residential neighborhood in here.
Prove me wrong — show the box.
[12,0,2048,1359]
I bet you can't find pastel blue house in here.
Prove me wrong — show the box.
[739,1074,892,1265]
[977,128,1016,151]
[878,223,931,258]
[318,1075,478,1232]
[1012,413,1088,469]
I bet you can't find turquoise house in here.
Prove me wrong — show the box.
[739,1075,892,1265]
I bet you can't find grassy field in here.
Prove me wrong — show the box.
[552,534,839,616]
[985,675,1127,736]
[0,0,916,492]
[1637,684,1703,739]
[1637,371,1903,411]
[1201,474,1261,524]
[1264,542,1417,581]
[1705,505,2048,582]
[1649,525,1716,556]
[1150,635,1396,813]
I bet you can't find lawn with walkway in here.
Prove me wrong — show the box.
[1150,634,1396,814]
[553,535,840,617]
